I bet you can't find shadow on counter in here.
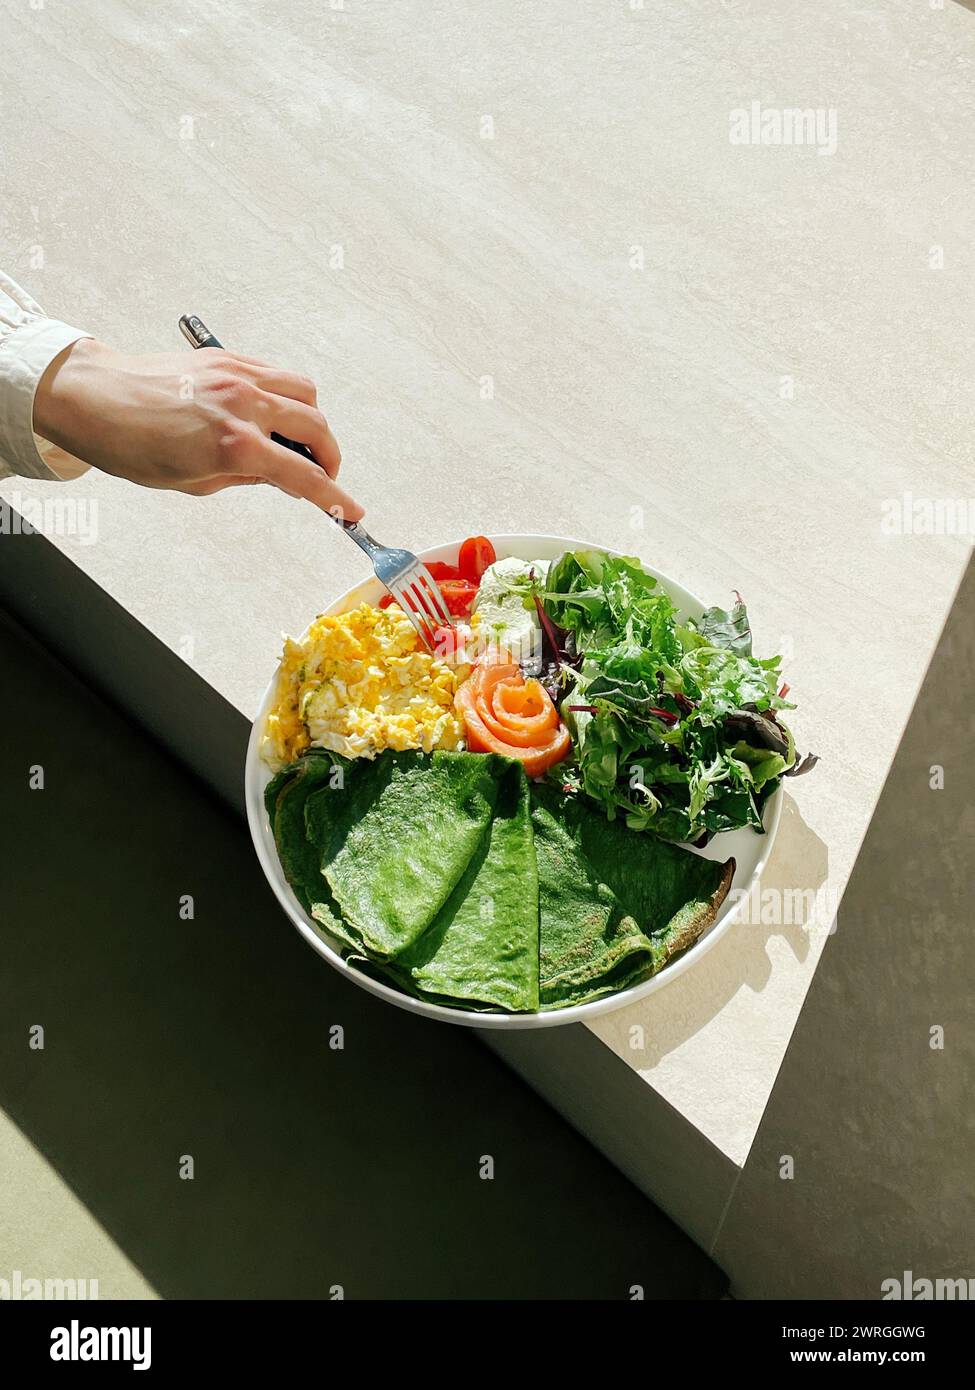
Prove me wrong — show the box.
[0,602,725,1300]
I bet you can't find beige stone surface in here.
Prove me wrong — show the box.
[0,1114,156,1299]
[2,0,974,1174]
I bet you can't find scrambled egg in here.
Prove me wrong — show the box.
[261,602,468,768]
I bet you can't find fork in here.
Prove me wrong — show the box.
[178,314,453,651]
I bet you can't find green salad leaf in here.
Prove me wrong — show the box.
[542,551,813,843]
[694,595,752,655]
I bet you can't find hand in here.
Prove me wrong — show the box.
[32,338,364,520]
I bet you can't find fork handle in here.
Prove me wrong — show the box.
[178,312,358,531]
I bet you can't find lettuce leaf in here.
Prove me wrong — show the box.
[692,596,752,656]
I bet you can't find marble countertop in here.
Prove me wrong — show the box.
[3,0,974,1166]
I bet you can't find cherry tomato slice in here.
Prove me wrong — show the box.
[424,561,464,581]
[458,535,497,584]
[380,572,475,619]
[438,579,477,617]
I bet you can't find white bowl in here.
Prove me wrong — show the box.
[245,535,782,1029]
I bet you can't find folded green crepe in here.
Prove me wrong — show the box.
[530,785,735,1009]
[270,750,537,1009]
[263,748,336,909]
[401,760,539,1011]
[265,749,733,1014]
[304,749,502,960]
[264,751,364,951]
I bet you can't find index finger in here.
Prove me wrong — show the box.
[263,438,364,522]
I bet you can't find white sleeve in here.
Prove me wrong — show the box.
[0,271,94,483]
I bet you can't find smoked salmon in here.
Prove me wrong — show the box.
[455,655,571,777]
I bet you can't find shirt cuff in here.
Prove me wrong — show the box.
[0,318,93,481]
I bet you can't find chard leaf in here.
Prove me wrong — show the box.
[723,707,790,756]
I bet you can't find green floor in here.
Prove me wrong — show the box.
[0,606,725,1299]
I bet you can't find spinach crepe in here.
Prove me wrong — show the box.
[266,749,733,1014]
[264,750,365,953]
[402,760,539,1011]
[264,749,341,915]
[530,785,735,1008]
[305,749,502,960]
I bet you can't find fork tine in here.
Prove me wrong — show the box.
[408,580,444,648]
[414,568,453,626]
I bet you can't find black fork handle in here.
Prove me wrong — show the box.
[177,313,318,467]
